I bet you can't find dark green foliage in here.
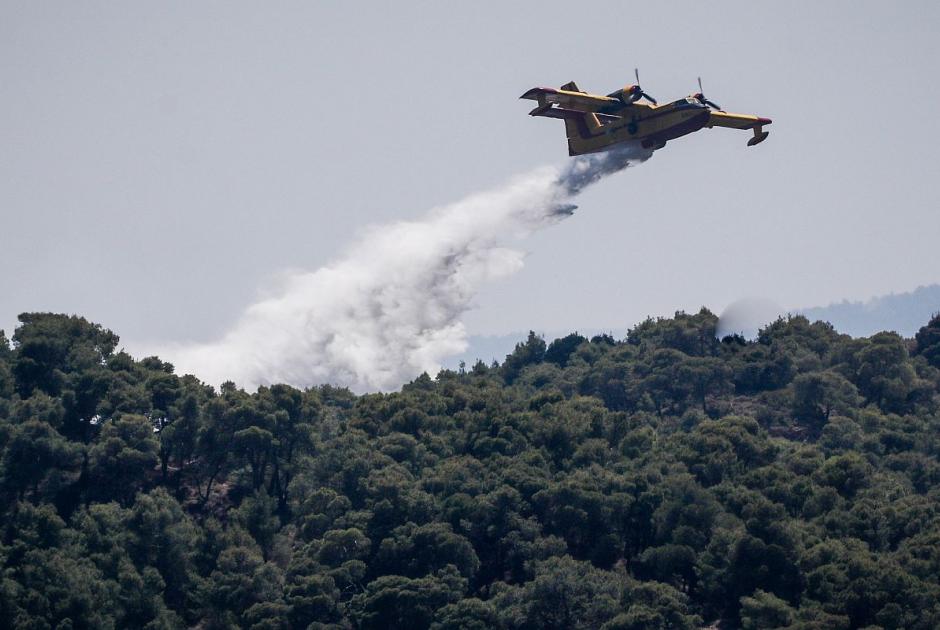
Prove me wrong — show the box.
[11,313,118,399]
[544,333,587,367]
[501,331,546,384]
[739,589,795,629]
[349,566,466,630]
[491,556,623,629]
[852,332,923,412]
[628,309,719,357]
[791,370,859,430]
[2,419,81,501]
[374,522,480,580]
[88,414,160,504]
[914,312,940,368]
[2,310,940,628]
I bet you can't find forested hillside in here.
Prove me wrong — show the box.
[2,310,940,629]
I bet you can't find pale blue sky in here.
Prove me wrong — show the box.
[3,1,939,345]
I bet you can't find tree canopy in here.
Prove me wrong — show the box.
[1,309,940,629]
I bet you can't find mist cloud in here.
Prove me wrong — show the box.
[161,143,652,392]
[716,297,786,340]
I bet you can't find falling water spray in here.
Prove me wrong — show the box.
[158,143,652,392]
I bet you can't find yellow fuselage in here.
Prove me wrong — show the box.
[568,98,711,156]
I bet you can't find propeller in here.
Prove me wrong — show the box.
[634,68,658,105]
[694,77,722,111]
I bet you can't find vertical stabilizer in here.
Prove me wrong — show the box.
[564,113,602,155]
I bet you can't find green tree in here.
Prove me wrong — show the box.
[349,566,466,630]
[126,488,204,622]
[284,557,342,628]
[913,313,940,368]
[374,522,480,581]
[544,333,587,368]
[677,356,733,412]
[815,453,871,498]
[431,598,501,630]
[493,556,623,630]
[11,313,118,397]
[791,371,859,430]
[852,332,918,412]
[2,419,81,502]
[203,545,284,628]
[739,589,795,629]
[501,332,547,384]
[263,385,318,518]
[12,314,118,444]
[88,414,159,504]
[627,309,719,357]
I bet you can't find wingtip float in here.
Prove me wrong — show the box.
[521,71,772,156]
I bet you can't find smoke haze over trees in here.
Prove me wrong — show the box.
[440,284,940,372]
[2,309,940,628]
[799,283,940,338]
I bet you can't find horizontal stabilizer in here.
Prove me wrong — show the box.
[520,86,621,113]
[520,87,556,100]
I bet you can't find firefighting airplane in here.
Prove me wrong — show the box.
[521,70,772,156]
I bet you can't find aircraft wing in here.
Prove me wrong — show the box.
[530,107,622,123]
[706,111,773,146]
[520,87,622,114]
[706,111,771,129]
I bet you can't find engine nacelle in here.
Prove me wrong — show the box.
[607,85,642,105]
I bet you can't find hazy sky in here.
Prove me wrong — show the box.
[3,1,940,349]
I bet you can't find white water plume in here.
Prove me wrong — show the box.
[161,144,652,392]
